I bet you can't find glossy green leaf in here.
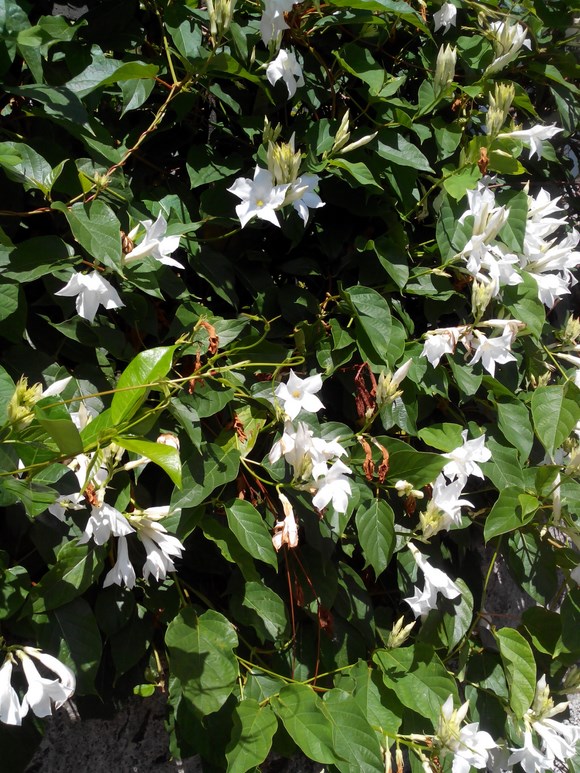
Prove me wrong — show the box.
[34,396,83,456]
[53,200,122,271]
[496,628,536,718]
[172,444,240,510]
[114,436,182,488]
[323,689,384,772]
[355,500,395,577]
[531,383,580,457]
[484,487,538,542]
[271,684,339,765]
[166,608,239,716]
[225,700,277,773]
[497,398,534,460]
[111,346,176,425]
[31,542,105,613]
[233,580,289,642]
[225,500,278,569]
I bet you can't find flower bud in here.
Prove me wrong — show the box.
[387,615,415,649]
[263,117,282,145]
[207,0,236,40]
[157,433,180,451]
[562,315,580,344]
[7,377,42,431]
[434,44,456,95]
[471,278,495,321]
[267,136,302,185]
[331,110,351,154]
[486,82,515,137]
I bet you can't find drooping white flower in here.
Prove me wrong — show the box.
[437,695,496,773]
[123,213,183,269]
[260,0,294,47]
[442,430,491,484]
[133,508,184,582]
[508,729,553,773]
[78,502,135,546]
[311,459,352,514]
[422,327,468,368]
[55,271,124,323]
[498,124,562,160]
[18,647,75,719]
[227,166,290,228]
[433,3,457,33]
[0,658,23,726]
[272,492,299,551]
[274,370,324,420]
[486,19,531,74]
[404,543,462,620]
[266,48,304,98]
[103,536,136,589]
[457,180,510,277]
[469,328,517,377]
[285,175,325,225]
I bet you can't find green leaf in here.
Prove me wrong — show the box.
[376,133,433,172]
[172,443,240,510]
[53,200,122,271]
[355,500,395,577]
[225,500,278,569]
[114,436,182,488]
[165,608,238,716]
[329,158,383,192]
[323,689,384,772]
[441,577,473,652]
[418,423,464,452]
[0,564,30,620]
[349,661,403,737]
[484,487,538,542]
[233,580,289,642]
[0,141,52,193]
[344,286,392,369]
[502,273,545,339]
[496,398,534,460]
[521,607,562,657]
[496,628,536,718]
[498,190,528,253]
[373,644,458,724]
[561,589,580,654]
[225,700,277,773]
[31,542,105,613]
[481,438,524,489]
[34,396,83,456]
[111,346,176,425]
[271,684,339,765]
[383,448,446,487]
[0,282,19,322]
[531,383,580,457]
[333,44,386,96]
[443,164,480,200]
[0,477,58,518]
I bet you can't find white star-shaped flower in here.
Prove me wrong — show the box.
[498,124,562,160]
[469,329,517,377]
[55,270,124,323]
[274,370,324,420]
[442,430,491,484]
[227,166,290,228]
[124,213,183,268]
[311,459,352,514]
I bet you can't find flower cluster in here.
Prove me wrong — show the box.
[269,371,352,516]
[456,179,578,308]
[0,648,75,725]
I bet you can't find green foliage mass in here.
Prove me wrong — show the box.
[0,0,579,770]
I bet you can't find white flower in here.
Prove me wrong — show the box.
[274,370,324,420]
[266,48,304,98]
[78,502,135,546]
[442,430,491,484]
[422,327,467,367]
[103,536,136,589]
[404,543,461,620]
[376,359,413,406]
[48,491,85,521]
[433,3,457,33]
[508,729,552,773]
[285,174,325,225]
[311,459,352,514]
[272,492,299,551]
[437,695,496,773]
[260,0,294,47]
[133,509,184,582]
[419,474,473,538]
[469,329,517,377]
[123,214,183,269]
[18,647,75,719]
[457,180,510,276]
[486,19,531,74]
[55,270,124,323]
[498,124,562,160]
[227,166,290,228]
[0,658,23,726]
